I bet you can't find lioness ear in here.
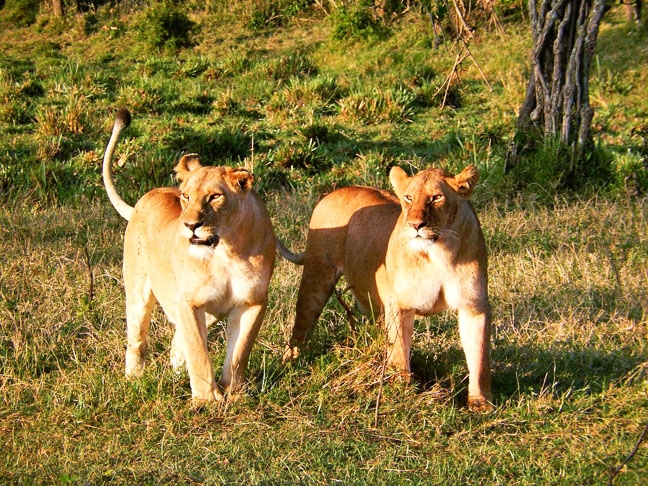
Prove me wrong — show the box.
[229,168,254,192]
[450,164,479,198]
[174,154,203,182]
[389,166,410,199]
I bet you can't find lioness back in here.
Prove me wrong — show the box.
[295,186,399,320]
[304,186,399,266]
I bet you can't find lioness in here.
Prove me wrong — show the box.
[103,108,276,403]
[279,165,492,411]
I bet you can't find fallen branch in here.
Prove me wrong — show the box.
[83,245,94,304]
[608,421,648,485]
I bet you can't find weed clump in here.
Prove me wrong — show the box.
[248,0,314,30]
[338,87,416,125]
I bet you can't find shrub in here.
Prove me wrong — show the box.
[506,134,615,198]
[137,1,200,52]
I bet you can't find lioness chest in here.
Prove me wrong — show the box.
[169,244,270,317]
[341,196,464,317]
[383,244,454,315]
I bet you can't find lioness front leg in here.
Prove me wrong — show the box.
[170,312,219,371]
[219,303,266,397]
[169,330,186,372]
[177,306,223,403]
[124,286,156,378]
[384,304,415,380]
[458,308,492,411]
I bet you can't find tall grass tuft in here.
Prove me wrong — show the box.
[137,1,200,53]
[338,86,416,124]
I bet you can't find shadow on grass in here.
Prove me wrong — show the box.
[492,342,646,402]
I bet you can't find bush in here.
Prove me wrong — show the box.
[330,0,388,41]
[137,1,200,52]
[248,0,314,30]
[1,0,40,27]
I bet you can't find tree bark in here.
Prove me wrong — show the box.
[512,0,605,173]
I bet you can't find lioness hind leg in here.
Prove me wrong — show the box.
[219,304,266,397]
[284,258,339,361]
[457,308,493,411]
[124,289,156,378]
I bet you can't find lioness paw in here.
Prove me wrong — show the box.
[282,345,301,363]
[191,389,225,408]
[468,396,494,412]
[124,354,145,379]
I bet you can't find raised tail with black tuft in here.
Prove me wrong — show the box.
[102,108,134,221]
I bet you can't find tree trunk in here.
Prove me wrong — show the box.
[511,0,605,174]
[52,0,64,17]
[624,0,642,25]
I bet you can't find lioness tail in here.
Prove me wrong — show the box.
[103,108,134,221]
[276,238,305,265]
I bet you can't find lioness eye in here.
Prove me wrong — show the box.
[208,193,222,202]
[180,193,189,201]
[403,195,412,203]
[430,194,444,204]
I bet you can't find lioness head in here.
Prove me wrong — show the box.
[389,165,479,249]
[174,154,254,253]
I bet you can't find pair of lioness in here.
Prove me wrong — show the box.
[103,109,492,410]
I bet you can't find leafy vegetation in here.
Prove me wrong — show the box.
[0,1,646,484]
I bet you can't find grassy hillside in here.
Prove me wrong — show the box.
[0,2,646,484]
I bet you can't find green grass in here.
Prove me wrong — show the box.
[0,2,647,484]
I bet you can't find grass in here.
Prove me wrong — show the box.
[1,195,646,484]
[0,1,647,484]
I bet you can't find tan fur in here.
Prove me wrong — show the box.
[103,108,276,403]
[282,165,492,411]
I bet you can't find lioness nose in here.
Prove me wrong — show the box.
[409,220,426,231]
[184,221,203,232]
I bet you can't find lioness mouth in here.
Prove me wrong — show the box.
[190,235,219,246]
[415,234,439,242]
